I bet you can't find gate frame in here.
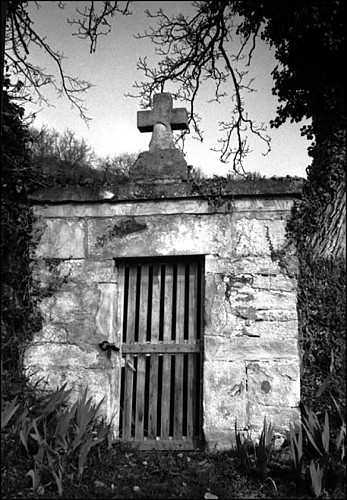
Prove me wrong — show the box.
[115,255,205,449]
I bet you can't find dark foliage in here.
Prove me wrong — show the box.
[296,252,346,420]
[1,90,41,398]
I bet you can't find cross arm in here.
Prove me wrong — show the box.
[137,108,189,133]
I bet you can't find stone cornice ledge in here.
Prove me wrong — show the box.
[28,177,304,203]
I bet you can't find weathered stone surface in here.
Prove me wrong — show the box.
[247,405,301,434]
[33,197,295,218]
[254,309,298,321]
[55,259,117,284]
[247,360,300,407]
[205,255,283,276]
[239,319,298,339]
[34,219,85,258]
[137,93,189,134]
[95,283,119,343]
[34,199,209,218]
[203,357,300,446]
[87,214,236,258]
[205,272,297,337]
[30,324,69,343]
[36,288,100,340]
[204,360,247,430]
[32,259,117,297]
[204,335,299,362]
[50,289,99,322]
[252,274,297,291]
[229,288,297,311]
[25,343,101,369]
[234,218,286,256]
[129,150,188,182]
[29,178,303,204]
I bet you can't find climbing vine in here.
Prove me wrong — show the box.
[192,175,234,210]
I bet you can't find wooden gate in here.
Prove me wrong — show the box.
[117,256,203,450]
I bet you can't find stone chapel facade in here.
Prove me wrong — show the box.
[25,93,302,450]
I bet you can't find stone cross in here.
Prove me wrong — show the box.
[137,93,189,151]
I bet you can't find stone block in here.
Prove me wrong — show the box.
[51,288,99,321]
[252,274,296,291]
[204,272,297,335]
[270,275,297,291]
[234,218,287,256]
[240,319,298,339]
[255,309,298,321]
[204,335,299,362]
[55,259,118,284]
[252,275,271,290]
[247,405,301,434]
[95,283,119,342]
[36,288,102,342]
[130,149,188,181]
[230,289,297,311]
[203,360,247,432]
[30,324,69,343]
[87,214,235,258]
[247,360,300,408]
[205,255,283,277]
[34,219,85,258]
[25,343,101,370]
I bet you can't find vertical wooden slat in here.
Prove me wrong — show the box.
[126,266,137,343]
[117,264,125,346]
[148,355,158,439]
[138,265,149,344]
[174,354,184,439]
[160,354,171,439]
[163,265,173,342]
[176,263,186,342]
[188,263,197,341]
[186,354,196,439]
[151,265,161,343]
[135,354,146,440]
[122,354,134,440]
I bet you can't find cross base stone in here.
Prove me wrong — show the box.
[129,149,188,183]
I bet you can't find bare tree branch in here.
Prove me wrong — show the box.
[4,1,131,123]
[67,1,131,53]
[127,1,271,175]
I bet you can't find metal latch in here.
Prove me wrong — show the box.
[99,341,119,359]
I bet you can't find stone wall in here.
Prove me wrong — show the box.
[26,182,302,449]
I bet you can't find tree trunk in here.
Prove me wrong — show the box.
[310,177,346,259]
[299,121,346,261]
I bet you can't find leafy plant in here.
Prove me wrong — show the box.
[301,404,330,459]
[255,417,274,479]
[331,395,346,461]
[1,396,20,429]
[233,421,253,470]
[287,401,347,498]
[13,383,111,496]
[309,460,325,498]
[289,421,305,483]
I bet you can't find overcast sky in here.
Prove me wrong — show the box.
[23,1,311,178]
